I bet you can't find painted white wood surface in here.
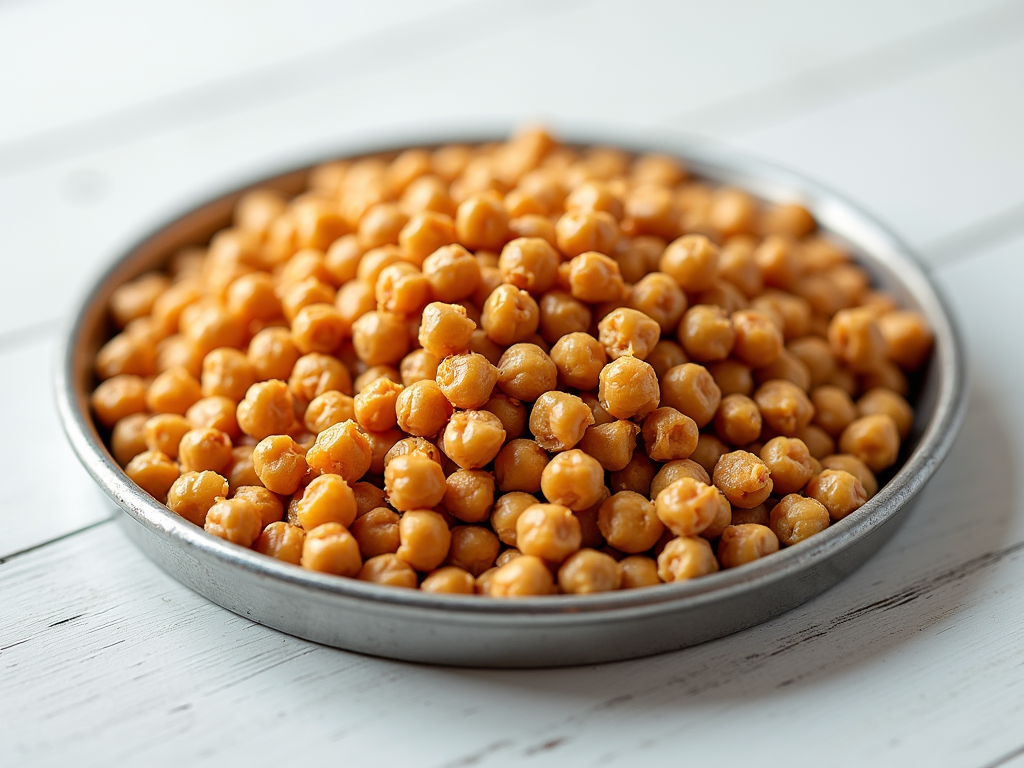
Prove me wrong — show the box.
[3,1,1024,765]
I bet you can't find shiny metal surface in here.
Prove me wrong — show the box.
[55,126,967,668]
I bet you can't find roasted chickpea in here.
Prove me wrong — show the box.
[655,478,730,537]
[383,452,446,512]
[111,412,150,466]
[323,234,363,284]
[396,510,452,571]
[857,388,913,439]
[678,305,733,363]
[839,414,901,472]
[660,363,721,428]
[481,393,527,441]
[539,450,605,512]
[538,291,591,344]
[305,420,372,482]
[256,522,306,565]
[515,503,582,563]
[555,209,620,258]
[688,433,728,477]
[717,523,779,568]
[788,336,836,389]
[442,469,495,523]
[639,408,696,463]
[455,191,509,250]
[480,283,540,345]
[878,310,933,371]
[769,494,829,546]
[226,446,261,491]
[166,470,229,526]
[659,234,718,292]
[712,450,773,509]
[145,366,201,416]
[125,450,180,502]
[247,328,300,382]
[350,377,401,433]
[805,469,867,521]
[495,343,556,402]
[90,375,147,429]
[754,380,814,436]
[250,434,305,495]
[712,394,762,448]
[488,554,554,596]
[828,307,886,373]
[445,525,500,576]
[596,307,661,362]
[565,251,624,303]
[415,301,476,360]
[530,391,595,452]
[609,449,658,496]
[398,210,457,266]
[421,244,482,303]
[293,473,357,529]
[95,332,158,380]
[205,497,263,548]
[494,440,549,494]
[558,549,622,594]
[335,280,376,336]
[141,413,190,460]
[237,379,297,440]
[434,352,498,411]
[650,459,710,501]
[301,522,362,576]
[498,237,559,295]
[351,310,409,367]
[351,507,401,557]
[821,454,878,497]
[421,566,476,594]
[629,272,687,333]
[810,385,858,438]
[597,491,664,554]
[357,553,418,587]
[643,341,686,382]
[440,410,506,469]
[599,356,660,420]
[302,390,355,434]
[576,420,639,472]
[233,485,283,529]
[548,332,606,391]
[759,436,814,496]
[658,536,719,581]
[620,555,661,588]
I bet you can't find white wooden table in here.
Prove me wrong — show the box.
[3,2,1024,765]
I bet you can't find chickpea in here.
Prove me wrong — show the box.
[177,426,233,474]
[455,191,509,250]
[443,469,496,523]
[657,536,719,582]
[111,412,150,466]
[713,394,762,447]
[508,214,557,245]
[421,566,476,594]
[414,302,476,360]
[759,436,814,496]
[809,384,858,438]
[730,502,771,527]
[495,343,556,402]
[555,210,619,258]
[351,310,409,367]
[624,184,680,240]
[619,555,660,588]
[144,366,200,416]
[564,179,624,218]
[335,280,376,337]
[290,355,353,407]
[440,410,506,469]
[655,478,730,537]
[184,396,238,440]
[124,450,180,502]
[650,459,710,501]
[821,453,878,497]
[290,473,356,529]
[609,449,657,497]
[566,251,624,303]
[381,452,446,513]
[397,348,440,387]
[250,435,306,495]
[859,360,909,398]
[383,437,442,472]
[494,440,549,493]
[805,469,867,521]
[529,391,595,452]
[435,352,498,411]
[255,522,306,565]
[540,450,605,512]
[495,548,523,567]
[237,380,297,440]
[594,308,659,363]
[677,305,733,363]
[754,380,814,436]
[660,363,721,428]
[388,380,450,439]
[349,377,400,433]
[839,413,901,472]
[355,245,403,284]
[538,291,591,344]
[305,420,372,482]
[180,302,246,356]
[95,332,158,380]
[357,553,418,588]
[302,390,355,435]
[301,522,362,576]
[786,336,835,390]
[488,555,554,597]
[480,284,540,345]
[858,388,913,439]
[204,497,263,547]
[490,491,537,547]
[403,172,457,213]
[548,332,605,391]
[226,446,261,491]
[638,409,695,464]
[351,507,401,557]
[421,244,482,303]
[629,272,687,333]
[498,237,560,295]
[769,494,829,546]
[717,523,780,568]
[659,234,718,292]
[596,491,664,554]
[323,235,363,284]
[712,450,773,509]
[598,356,661,420]
[557,549,622,594]
[108,272,170,328]
[233,485,284,529]
[445,525,500,576]
[166,470,229,526]
[90,375,147,429]
[515,503,582,562]
[575,420,638,472]
[689,433,729,477]
[398,210,457,266]
[878,310,933,371]
[828,307,886,373]
[246,328,299,382]
[481,393,527,441]
[396,510,452,571]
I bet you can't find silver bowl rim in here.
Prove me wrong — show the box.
[55,121,968,622]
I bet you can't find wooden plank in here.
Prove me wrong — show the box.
[2,234,1023,766]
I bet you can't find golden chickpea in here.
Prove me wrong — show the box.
[178,427,233,474]
[141,413,190,459]
[595,307,660,362]
[787,336,836,390]
[305,419,372,482]
[107,272,169,328]
[805,469,867,521]
[255,522,306,565]
[384,453,447,512]
[658,536,719,582]
[730,503,771,527]
[689,433,728,477]
[455,191,509,250]
[435,352,497,410]
[628,272,687,333]
[288,355,352,408]
[754,379,814,436]
[807,384,857,438]
[246,328,299,383]
[717,523,779,568]
[224,272,280,325]
[145,365,201,416]
[403,172,457,214]
[125,450,180,502]
[233,485,283,529]
[481,393,527,441]
[280,278,335,324]
[166,470,228,526]
[90,374,147,429]
[488,554,554,597]
[251,434,306,495]
[334,279,376,337]
[596,491,664,554]
[323,234,363,285]
[508,214,557,246]
[356,202,407,250]
[226,447,261,492]
[821,454,878,497]
[480,283,540,345]
[204,497,263,547]
[660,363,721,428]
[490,491,537,547]
[566,251,624,303]
[712,451,773,509]
[828,307,886,373]
[279,249,332,290]
[839,413,901,472]
[396,510,452,571]
[540,450,605,512]
[422,244,482,303]
[495,343,556,402]
[499,237,560,295]
[598,356,661,420]
[769,494,829,547]
[650,459,710,501]
[557,549,621,594]
[357,553,418,588]
[635,342,682,384]
[516,503,582,563]
[446,525,500,576]
[547,332,604,391]
[495,548,523,567]
[795,424,834,460]
[713,394,762,447]
[678,305,734,363]
[659,234,718,292]
[494,440,549,494]
[413,303,474,361]
[609,449,657,496]
[859,360,909,398]
[397,349,439,387]
[301,522,362,576]
[351,507,401,557]
[858,387,913,440]
[398,210,457,266]
[758,436,813,496]
[878,310,933,371]
[95,332,158,380]
[578,420,639,472]
[655,478,730,537]
[538,290,591,344]
[383,437,443,471]
[198,347,254,402]
[389,380,449,438]
[639,409,696,463]
[442,469,496,523]
[421,566,476,594]
[186,395,239,439]
[111,412,150,466]
[349,377,400,433]
[302,390,355,434]
[529,391,595,452]
[716,237,763,298]
[440,410,506,469]
[555,210,619,258]
[724,311,781,372]
[351,310,409,367]
[292,473,357,529]
[619,555,661,588]
[374,263,432,318]
[180,302,246,356]
[624,184,680,240]
[237,380,297,440]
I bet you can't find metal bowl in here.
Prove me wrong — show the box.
[56,126,967,668]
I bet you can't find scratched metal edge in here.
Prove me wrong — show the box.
[54,120,968,666]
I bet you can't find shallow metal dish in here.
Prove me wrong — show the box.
[56,125,967,668]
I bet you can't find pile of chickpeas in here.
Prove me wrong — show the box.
[90,128,934,598]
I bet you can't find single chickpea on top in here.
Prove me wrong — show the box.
[96,130,932,597]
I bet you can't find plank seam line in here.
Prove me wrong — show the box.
[978,741,1024,768]
[922,198,1024,270]
[0,317,61,354]
[0,516,115,566]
